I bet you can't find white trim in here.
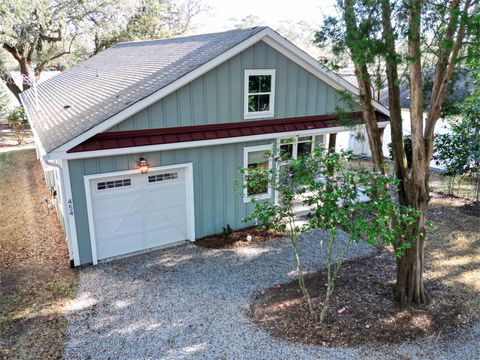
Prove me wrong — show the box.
[84,163,195,265]
[51,29,273,154]
[60,159,81,266]
[243,144,274,203]
[49,121,390,161]
[261,32,390,116]
[41,27,388,158]
[244,69,276,119]
[185,163,195,243]
[19,94,48,159]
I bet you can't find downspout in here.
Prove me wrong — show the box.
[42,156,75,269]
[19,93,76,268]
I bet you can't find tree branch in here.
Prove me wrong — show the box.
[0,69,21,101]
[2,43,22,62]
[424,0,471,160]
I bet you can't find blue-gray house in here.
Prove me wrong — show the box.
[21,27,389,266]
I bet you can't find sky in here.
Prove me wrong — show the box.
[192,0,338,33]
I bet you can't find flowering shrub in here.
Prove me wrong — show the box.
[241,146,418,322]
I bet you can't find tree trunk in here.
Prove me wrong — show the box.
[395,198,429,306]
[18,58,33,91]
[343,0,386,175]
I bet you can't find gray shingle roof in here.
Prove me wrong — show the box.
[20,27,266,153]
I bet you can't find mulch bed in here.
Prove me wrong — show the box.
[248,251,473,347]
[195,227,285,249]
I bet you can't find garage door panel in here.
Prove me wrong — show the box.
[144,188,186,205]
[145,227,187,247]
[97,233,145,260]
[93,194,141,218]
[95,213,144,239]
[89,167,190,262]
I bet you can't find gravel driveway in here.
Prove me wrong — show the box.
[65,230,479,359]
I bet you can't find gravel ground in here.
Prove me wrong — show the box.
[65,230,479,359]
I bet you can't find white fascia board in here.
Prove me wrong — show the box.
[49,125,356,161]
[51,28,272,155]
[49,27,389,159]
[261,29,390,117]
[19,93,48,159]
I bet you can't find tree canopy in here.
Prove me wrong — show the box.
[0,0,204,100]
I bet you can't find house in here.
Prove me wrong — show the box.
[20,27,390,266]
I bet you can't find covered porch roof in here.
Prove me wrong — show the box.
[69,111,389,154]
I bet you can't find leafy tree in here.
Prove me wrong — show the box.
[315,0,478,307]
[241,146,418,322]
[92,0,205,54]
[229,15,263,29]
[0,0,205,99]
[0,0,87,100]
[434,81,480,176]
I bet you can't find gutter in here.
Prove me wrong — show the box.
[19,92,49,160]
[19,92,75,268]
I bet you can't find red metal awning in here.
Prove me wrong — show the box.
[68,111,389,153]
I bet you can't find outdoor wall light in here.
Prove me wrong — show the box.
[137,157,150,174]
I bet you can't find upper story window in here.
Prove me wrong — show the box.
[244,69,276,119]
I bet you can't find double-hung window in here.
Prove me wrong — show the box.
[244,69,276,119]
[243,144,273,202]
[278,135,326,161]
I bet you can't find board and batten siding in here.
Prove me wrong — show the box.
[106,40,357,132]
[68,140,272,264]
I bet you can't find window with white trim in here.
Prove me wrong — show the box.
[148,172,179,183]
[244,69,275,119]
[243,144,273,202]
[97,178,131,191]
[277,134,326,161]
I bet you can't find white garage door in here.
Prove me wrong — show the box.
[88,167,190,262]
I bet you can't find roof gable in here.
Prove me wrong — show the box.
[21,27,389,158]
[20,27,266,154]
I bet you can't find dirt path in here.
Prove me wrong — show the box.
[0,150,78,360]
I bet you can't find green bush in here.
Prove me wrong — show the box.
[388,135,412,168]
[7,107,29,145]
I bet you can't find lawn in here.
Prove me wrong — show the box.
[0,150,78,359]
[0,149,478,356]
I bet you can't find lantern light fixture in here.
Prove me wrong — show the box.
[137,157,150,174]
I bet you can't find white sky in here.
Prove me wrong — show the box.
[193,0,338,33]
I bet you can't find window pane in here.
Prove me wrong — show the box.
[280,143,293,159]
[298,136,313,142]
[248,95,257,112]
[297,141,312,157]
[259,75,271,92]
[247,149,269,195]
[314,134,325,147]
[257,94,270,112]
[249,76,260,93]
[280,138,294,144]
[248,150,268,166]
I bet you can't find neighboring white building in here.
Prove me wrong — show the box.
[345,109,452,169]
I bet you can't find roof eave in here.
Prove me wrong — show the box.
[19,92,49,159]
[45,26,390,158]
